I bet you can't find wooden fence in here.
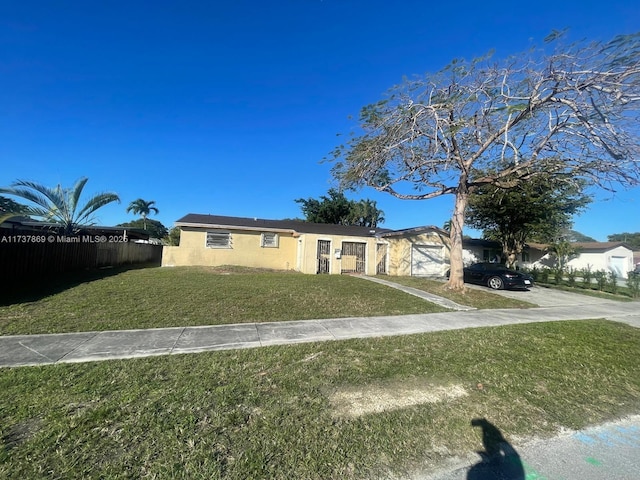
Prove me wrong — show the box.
[0,230,163,278]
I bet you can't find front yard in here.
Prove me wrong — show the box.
[2,266,638,478]
[0,266,532,336]
[1,320,639,479]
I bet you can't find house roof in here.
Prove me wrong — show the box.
[462,238,501,248]
[526,241,633,252]
[378,225,449,237]
[571,241,634,252]
[175,213,392,238]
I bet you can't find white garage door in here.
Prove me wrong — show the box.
[610,256,627,278]
[411,245,444,276]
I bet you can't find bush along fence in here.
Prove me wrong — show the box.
[0,228,163,278]
[525,265,640,299]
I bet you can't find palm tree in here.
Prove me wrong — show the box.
[0,177,120,234]
[126,199,159,230]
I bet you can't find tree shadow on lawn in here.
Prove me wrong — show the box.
[0,263,160,306]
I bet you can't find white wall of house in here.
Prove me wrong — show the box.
[458,241,634,279]
[462,245,504,266]
[566,246,634,279]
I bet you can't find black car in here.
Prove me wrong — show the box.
[454,262,534,290]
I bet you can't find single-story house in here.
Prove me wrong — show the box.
[161,214,450,276]
[525,242,635,279]
[163,213,637,278]
[463,239,636,278]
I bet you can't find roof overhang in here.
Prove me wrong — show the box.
[176,221,299,236]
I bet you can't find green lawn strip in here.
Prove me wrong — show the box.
[0,267,449,335]
[1,320,638,479]
[379,276,537,309]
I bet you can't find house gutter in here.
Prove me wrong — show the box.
[175,222,300,236]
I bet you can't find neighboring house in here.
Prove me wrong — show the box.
[564,242,634,278]
[461,238,505,265]
[461,239,636,279]
[162,214,450,276]
[524,242,635,279]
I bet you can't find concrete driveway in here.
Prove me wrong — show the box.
[466,283,617,307]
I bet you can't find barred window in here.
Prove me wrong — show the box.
[261,232,278,248]
[206,232,231,248]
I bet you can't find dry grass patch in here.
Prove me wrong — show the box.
[329,379,468,418]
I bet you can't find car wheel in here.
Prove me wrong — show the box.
[488,276,504,290]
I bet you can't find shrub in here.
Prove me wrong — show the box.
[581,266,593,288]
[594,270,607,291]
[553,268,564,285]
[566,268,577,287]
[540,268,550,283]
[627,272,640,299]
[607,271,618,294]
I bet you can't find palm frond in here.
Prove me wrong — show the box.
[76,192,121,225]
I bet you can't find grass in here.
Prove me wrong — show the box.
[0,266,530,336]
[1,320,639,479]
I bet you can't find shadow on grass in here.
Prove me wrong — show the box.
[0,263,160,306]
[467,418,524,480]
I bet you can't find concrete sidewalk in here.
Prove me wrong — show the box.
[2,295,639,368]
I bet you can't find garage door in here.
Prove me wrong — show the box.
[411,245,444,276]
[610,256,627,278]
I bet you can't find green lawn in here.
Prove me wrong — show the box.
[0,266,531,335]
[1,320,639,479]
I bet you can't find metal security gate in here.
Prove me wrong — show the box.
[341,242,366,274]
[317,240,331,274]
[376,243,388,275]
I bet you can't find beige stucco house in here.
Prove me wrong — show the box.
[162,214,450,276]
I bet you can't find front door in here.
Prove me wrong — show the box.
[341,242,366,274]
[317,240,331,274]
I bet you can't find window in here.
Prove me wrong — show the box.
[206,231,231,248]
[261,232,278,248]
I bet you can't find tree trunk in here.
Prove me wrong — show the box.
[503,238,523,269]
[447,190,468,291]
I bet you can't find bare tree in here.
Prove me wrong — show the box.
[331,32,640,290]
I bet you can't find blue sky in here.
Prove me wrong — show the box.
[1,0,638,240]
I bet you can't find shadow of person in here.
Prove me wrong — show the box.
[467,418,525,480]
